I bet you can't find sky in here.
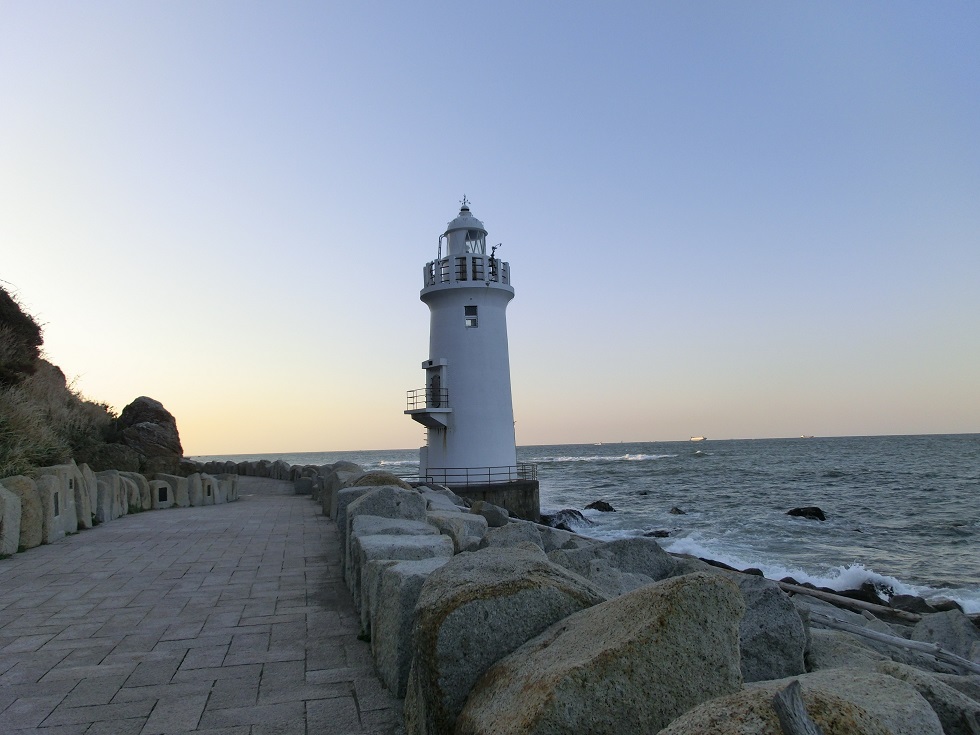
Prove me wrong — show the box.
[2,2,978,455]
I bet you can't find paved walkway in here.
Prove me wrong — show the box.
[0,477,403,735]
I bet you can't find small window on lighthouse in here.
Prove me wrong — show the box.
[464,305,478,328]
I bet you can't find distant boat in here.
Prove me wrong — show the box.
[800,435,815,439]
[690,436,706,442]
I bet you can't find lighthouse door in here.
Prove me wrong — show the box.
[429,372,442,408]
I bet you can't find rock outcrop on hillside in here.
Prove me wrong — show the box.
[115,396,183,475]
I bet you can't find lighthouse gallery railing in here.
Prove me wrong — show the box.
[420,464,537,487]
[406,388,448,410]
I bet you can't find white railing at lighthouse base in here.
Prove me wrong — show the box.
[418,464,537,487]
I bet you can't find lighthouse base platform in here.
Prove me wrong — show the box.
[449,480,540,523]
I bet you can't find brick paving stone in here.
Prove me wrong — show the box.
[0,477,403,734]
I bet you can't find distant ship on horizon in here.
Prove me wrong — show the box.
[690,436,707,442]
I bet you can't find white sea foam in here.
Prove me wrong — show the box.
[658,536,980,613]
[533,453,677,463]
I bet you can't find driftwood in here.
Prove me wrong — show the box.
[808,610,980,675]
[777,581,923,623]
[772,680,825,735]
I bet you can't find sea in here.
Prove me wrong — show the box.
[194,433,980,613]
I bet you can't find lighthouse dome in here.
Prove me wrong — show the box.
[444,199,488,255]
[446,203,486,235]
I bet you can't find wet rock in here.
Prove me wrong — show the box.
[890,594,939,614]
[585,500,615,512]
[643,529,670,538]
[540,508,594,530]
[787,506,826,521]
[669,506,686,515]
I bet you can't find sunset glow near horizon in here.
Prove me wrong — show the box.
[2,3,978,455]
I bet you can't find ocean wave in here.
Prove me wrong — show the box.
[658,536,980,613]
[376,459,418,467]
[533,453,678,464]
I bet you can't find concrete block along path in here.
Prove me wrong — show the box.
[0,477,404,735]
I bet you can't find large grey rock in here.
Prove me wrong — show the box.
[726,572,807,682]
[425,510,488,553]
[0,476,42,549]
[420,488,465,513]
[876,660,980,735]
[352,515,440,631]
[480,521,544,550]
[469,500,510,527]
[933,673,980,704]
[324,466,362,518]
[457,572,745,735]
[805,629,889,672]
[758,669,944,735]
[343,486,427,586]
[403,547,607,735]
[0,483,22,555]
[334,486,374,563]
[659,683,892,735]
[349,470,413,490]
[371,558,450,698]
[536,523,597,552]
[116,396,183,474]
[546,536,676,597]
[912,610,980,662]
[349,534,454,614]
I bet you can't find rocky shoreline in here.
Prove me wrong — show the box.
[296,461,979,735]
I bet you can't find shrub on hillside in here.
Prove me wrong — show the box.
[0,287,43,388]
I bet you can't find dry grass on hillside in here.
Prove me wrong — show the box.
[0,289,116,477]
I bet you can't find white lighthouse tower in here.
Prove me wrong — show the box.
[406,199,537,518]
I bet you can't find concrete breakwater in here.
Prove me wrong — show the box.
[0,461,240,555]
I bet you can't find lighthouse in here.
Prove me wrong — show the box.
[406,199,538,520]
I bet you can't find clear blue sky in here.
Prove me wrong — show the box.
[2,2,978,454]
